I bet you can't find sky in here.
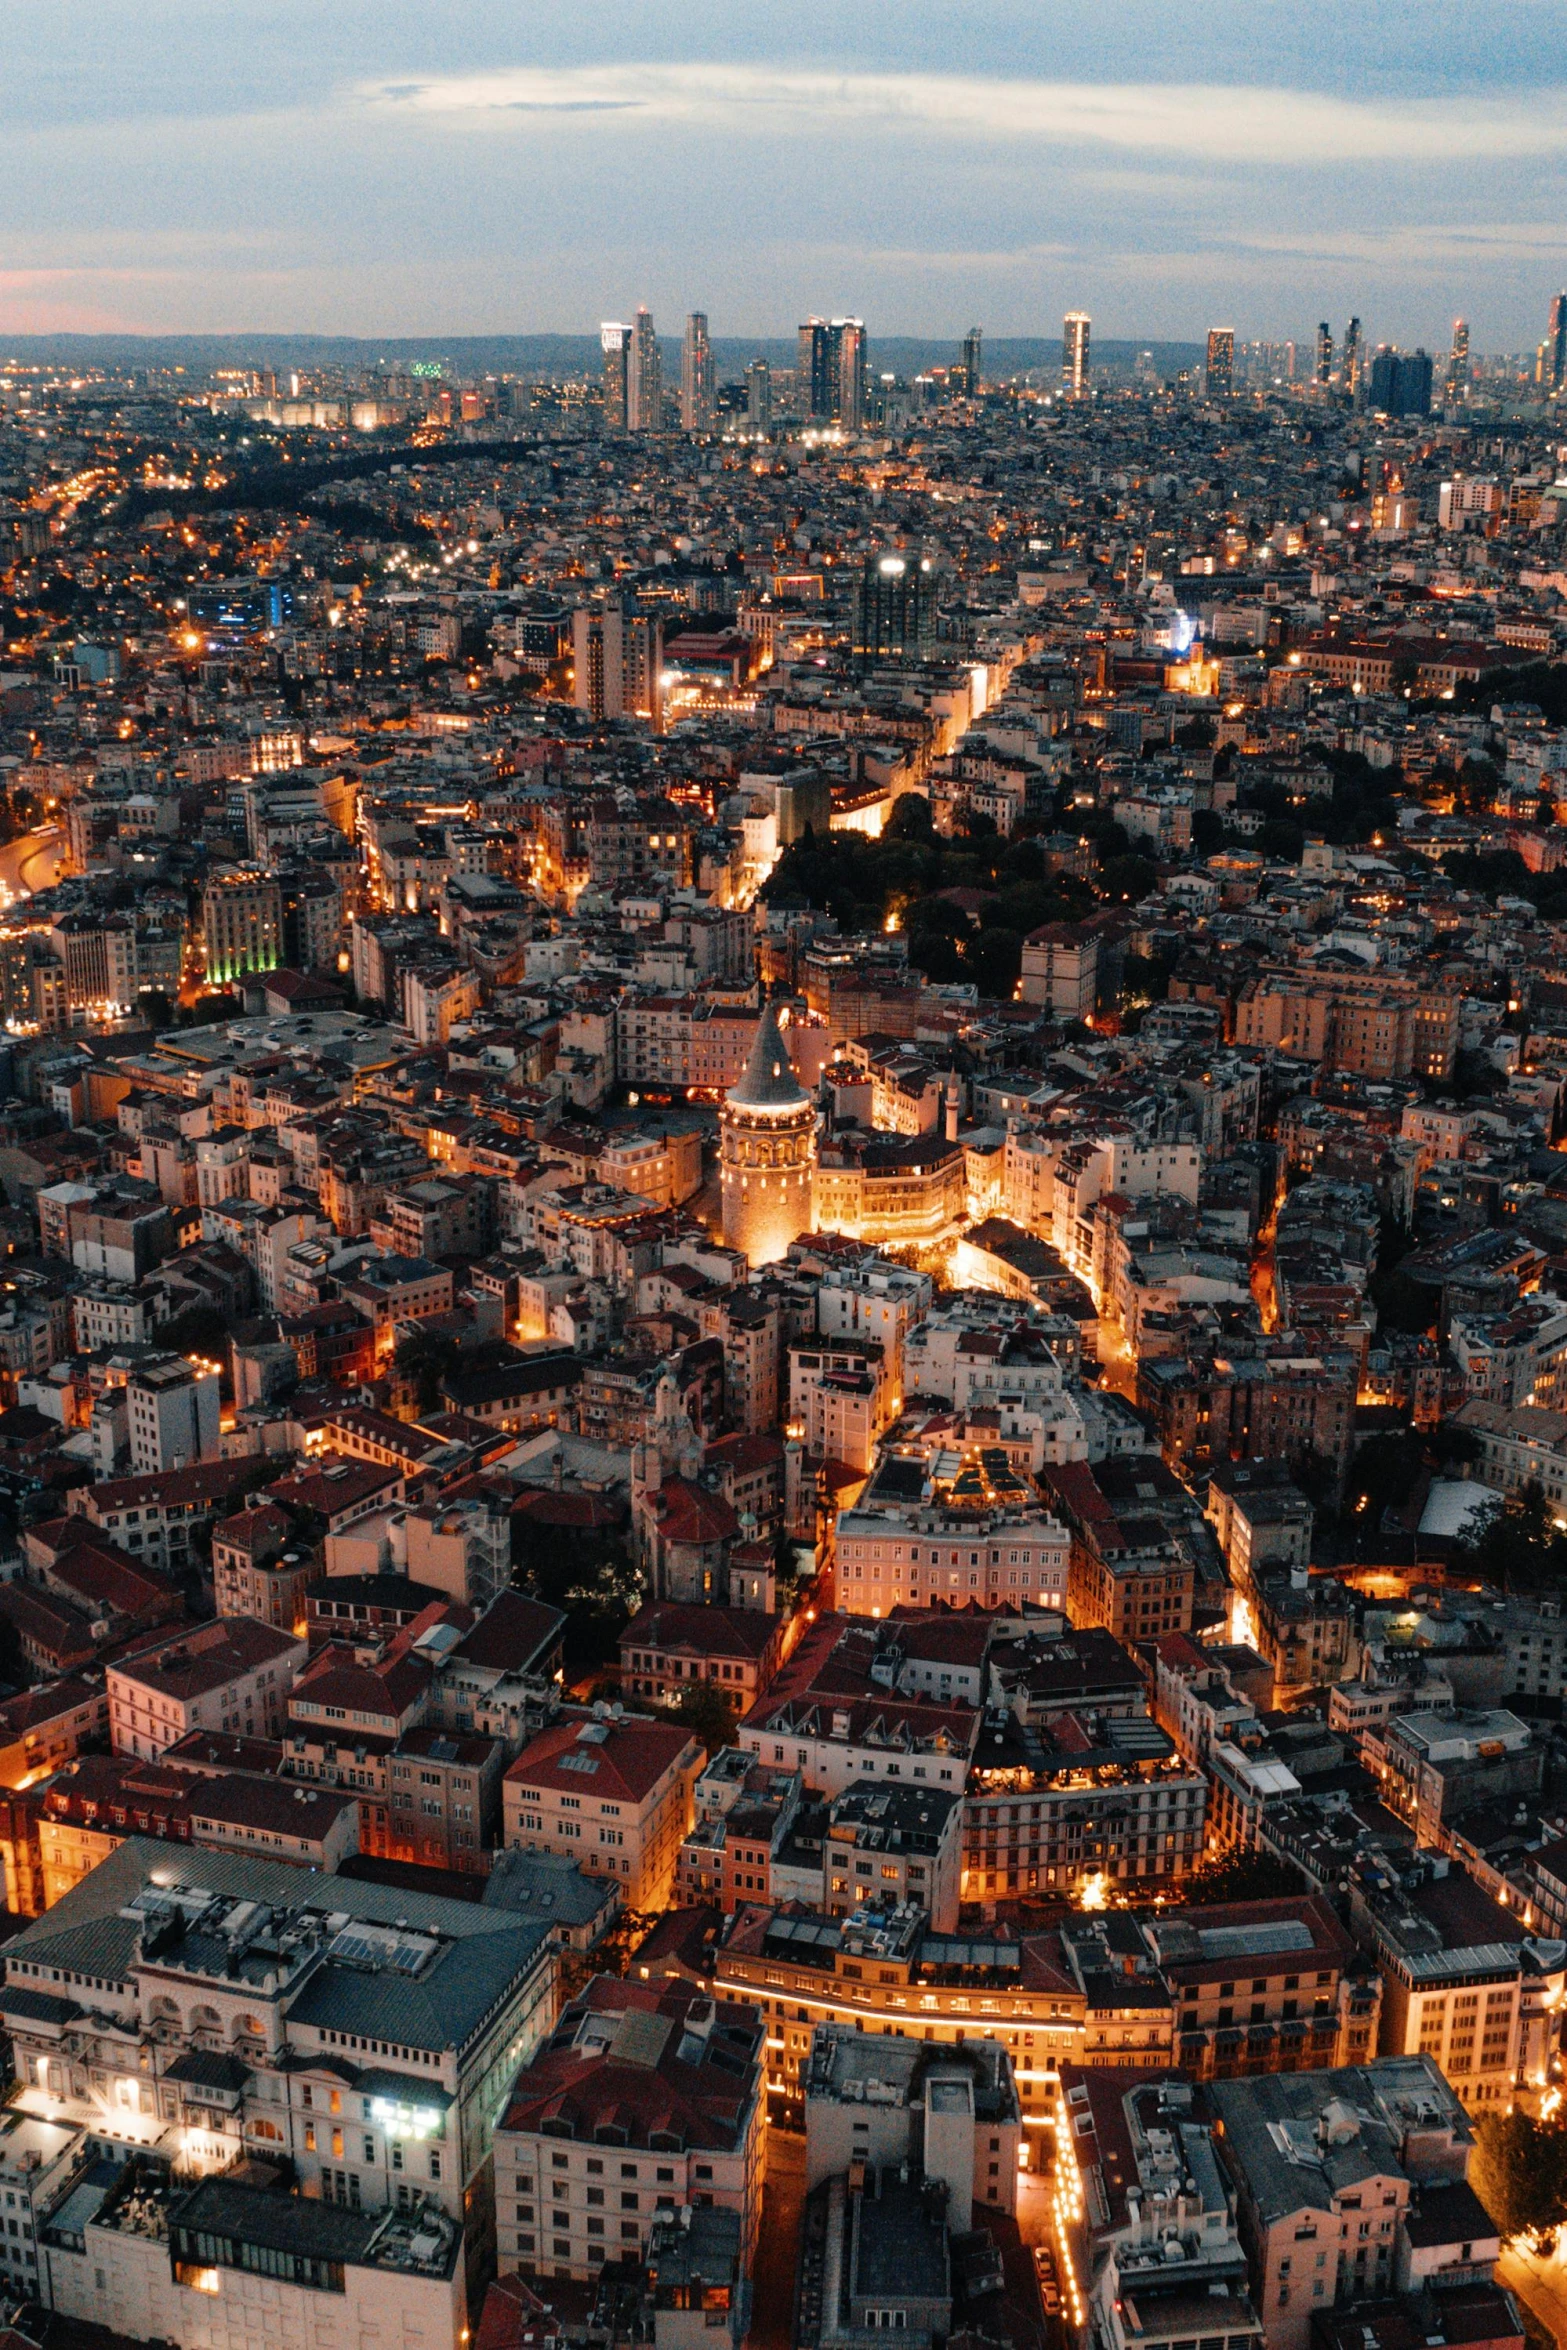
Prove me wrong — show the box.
[3,0,1566,349]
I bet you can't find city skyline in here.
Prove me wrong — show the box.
[4,0,1567,341]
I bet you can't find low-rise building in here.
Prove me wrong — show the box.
[804,2021,1022,2226]
[1349,1850,1567,2106]
[108,1617,307,1760]
[619,1600,786,1713]
[503,1712,703,1909]
[493,1976,766,2283]
[1210,2056,1487,2350]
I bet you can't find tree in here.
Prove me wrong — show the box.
[970,925,1023,1002]
[668,1683,739,1755]
[884,792,934,842]
[1172,1847,1307,1905]
[1454,1482,1567,1598]
[1470,2109,1567,2242]
[1100,853,1159,904]
[394,1324,464,1416]
[1343,1428,1429,1528]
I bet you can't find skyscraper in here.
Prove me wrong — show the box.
[853,554,936,662]
[1549,293,1567,393]
[798,318,833,420]
[1315,322,1334,387]
[1342,317,1363,399]
[680,312,714,433]
[571,601,664,728]
[1062,312,1091,397]
[1445,319,1470,406]
[1368,348,1433,418]
[600,323,631,431]
[796,317,867,428]
[745,359,773,432]
[832,318,867,430]
[960,327,983,398]
[627,307,662,434]
[1204,327,1234,399]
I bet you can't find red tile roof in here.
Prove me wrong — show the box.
[498,1976,762,2153]
[505,1714,699,1805]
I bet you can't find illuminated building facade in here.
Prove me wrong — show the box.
[853,553,936,662]
[1062,311,1091,396]
[680,310,714,432]
[201,866,282,985]
[0,1839,555,2292]
[719,1001,817,1269]
[1205,327,1234,398]
[814,1128,964,1247]
[600,321,631,429]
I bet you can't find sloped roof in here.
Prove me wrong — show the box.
[726,1000,806,1111]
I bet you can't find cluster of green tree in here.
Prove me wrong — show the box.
[1165,1845,1308,1905]
[761,795,1157,1003]
[1452,1481,1567,1598]
[1442,842,1567,924]
[510,1512,643,1674]
[1235,748,1402,854]
[1469,2105,1567,2242]
[1437,662,1567,729]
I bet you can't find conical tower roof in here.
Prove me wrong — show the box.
[727,999,807,1111]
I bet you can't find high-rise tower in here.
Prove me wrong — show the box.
[600,323,631,430]
[1445,319,1470,406]
[960,327,983,397]
[1062,312,1091,397]
[1205,327,1234,399]
[832,318,867,430]
[628,307,662,433]
[1316,322,1334,386]
[1549,293,1567,392]
[1343,317,1363,399]
[719,1001,817,1269]
[798,318,832,419]
[680,312,714,432]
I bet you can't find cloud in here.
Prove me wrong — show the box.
[359,61,1567,166]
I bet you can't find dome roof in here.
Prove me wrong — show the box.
[727,1000,807,1111]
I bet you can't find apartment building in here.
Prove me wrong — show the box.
[1350,1850,1565,2107]
[384,1725,504,1874]
[1210,2058,1486,2350]
[833,1444,1069,1616]
[822,1781,964,1934]
[493,1977,766,2284]
[740,1641,979,1802]
[211,1501,314,1630]
[963,1712,1208,1902]
[108,1618,307,1759]
[804,2023,1022,2225]
[69,1457,266,1573]
[126,1354,221,1474]
[503,1712,703,1908]
[619,1600,786,1712]
[1018,920,1098,1017]
[1144,1895,1378,2078]
[787,1334,896,1474]
[1046,1460,1196,1642]
[1234,967,1459,1083]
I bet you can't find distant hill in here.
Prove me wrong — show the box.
[0,330,1206,380]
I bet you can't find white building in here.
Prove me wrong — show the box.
[126,1355,221,1474]
[107,1617,307,1759]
